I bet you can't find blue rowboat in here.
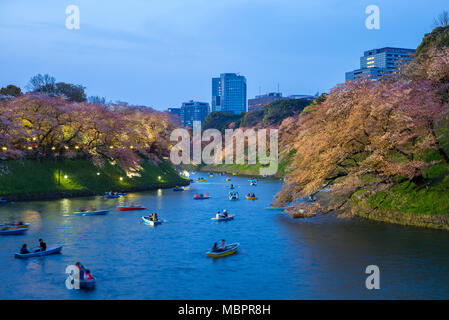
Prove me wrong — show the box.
[0,228,28,235]
[72,210,109,216]
[0,223,30,235]
[142,216,162,226]
[206,243,239,258]
[105,194,120,199]
[173,186,184,191]
[14,245,63,259]
[210,215,235,222]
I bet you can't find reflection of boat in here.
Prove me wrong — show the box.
[211,214,235,222]
[226,178,231,181]
[206,243,239,258]
[14,245,63,259]
[79,278,96,290]
[229,192,239,200]
[105,194,120,199]
[118,206,146,211]
[142,216,162,226]
[72,210,108,216]
[197,178,207,182]
[291,210,317,219]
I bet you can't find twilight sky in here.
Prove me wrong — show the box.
[0,0,447,110]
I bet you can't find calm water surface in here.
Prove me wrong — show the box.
[0,173,448,299]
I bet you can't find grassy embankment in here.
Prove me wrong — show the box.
[198,149,296,178]
[0,158,189,201]
[351,116,449,230]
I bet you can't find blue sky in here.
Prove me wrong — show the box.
[0,0,447,109]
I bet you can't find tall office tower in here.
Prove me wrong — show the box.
[212,73,247,114]
[180,100,210,126]
[346,47,415,82]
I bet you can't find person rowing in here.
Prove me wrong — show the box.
[218,239,227,251]
[216,211,221,219]
[75,262,85,279]
[222,210,228,218]
[34,238,47,252]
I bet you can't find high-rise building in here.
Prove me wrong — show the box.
[248,92,282,111]
[346,47,415,82]
[211,73,247,114]
[180,100,210,126]
[211,77,222,112]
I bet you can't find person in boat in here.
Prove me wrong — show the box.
[35,238,47,252]
[222,209,228,218]
[230,184,234,189]
[216,211,221,219]
[84,269,93,281]
[20,244,30,254]
[211,242,219,252]
[76,262,85,279]
[217,239,226,251]
[154,213,158,221]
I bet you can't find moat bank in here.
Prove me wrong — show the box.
[0,158,189,202]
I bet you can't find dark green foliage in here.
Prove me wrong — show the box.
[261,98,312,125]
[0,85,22,97]
[203,112,243,132]
[55,82,87,102]
[415,25,449,59]
[239,109,264,127]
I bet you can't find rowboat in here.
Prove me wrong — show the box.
[14,245,63,259]
[206,243,239,258]
[193,194,210,200]
[142,216,162,226]
[246,196,258,200]
[210,214,235,222]
[72,210,108,216]
[117,206,146,211]
[0,223,30,235]
[225,178,231,181]
[173,186,184,191]
[0,228,28,235]
[229,192,239,200]
[197,179,207,182]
